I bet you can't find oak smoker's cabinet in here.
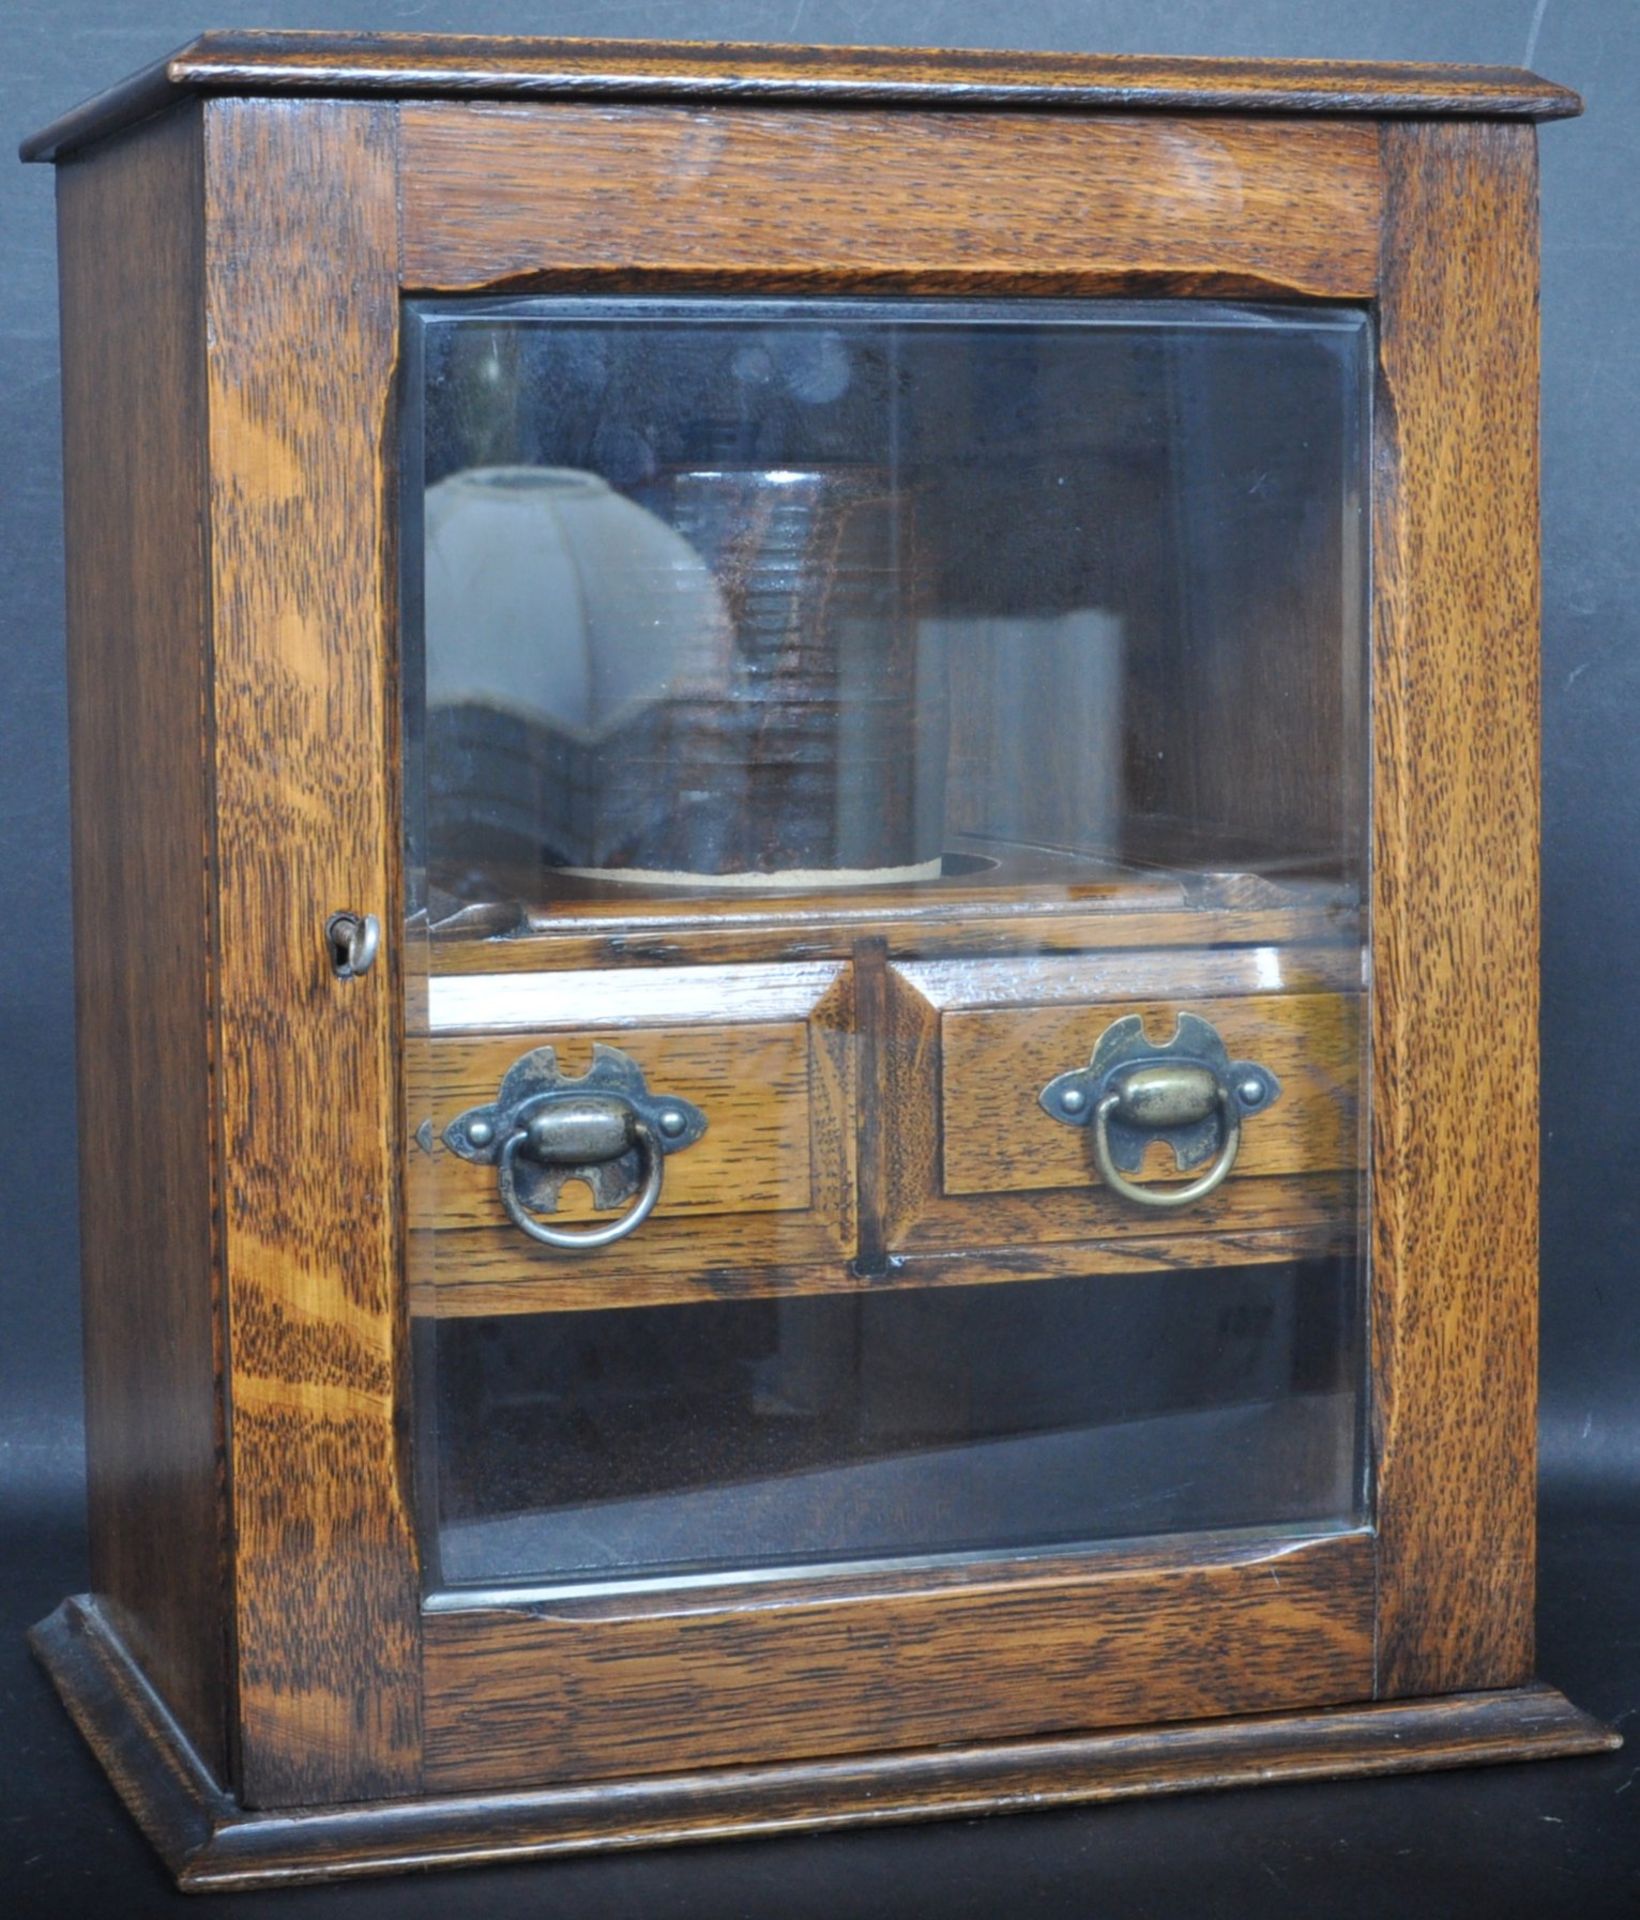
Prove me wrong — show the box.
[24,32,1617,1891]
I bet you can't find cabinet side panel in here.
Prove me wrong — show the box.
[201,98,421,1806]
[1371,121,1540,1694]
[56,107,231,1780]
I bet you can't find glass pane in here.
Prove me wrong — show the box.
[404,298,1367,914]
[428,1261,1362,1592]
[401,295,1371,1598]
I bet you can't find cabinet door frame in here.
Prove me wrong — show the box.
[203,96,1539,1804]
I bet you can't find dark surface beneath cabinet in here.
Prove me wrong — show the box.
[2,1473,1633,1918]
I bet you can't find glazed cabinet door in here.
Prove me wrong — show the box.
[392,105,1390,1786]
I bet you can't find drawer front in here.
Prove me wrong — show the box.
[882,949,1361,1265]
[414,961,855,1314]
[429,1024,813,1225]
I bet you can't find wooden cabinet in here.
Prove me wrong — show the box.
[22,30,1616,1893]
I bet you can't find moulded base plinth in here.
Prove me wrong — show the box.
[31,1594,1622,1894]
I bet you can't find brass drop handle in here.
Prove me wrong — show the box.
[445,1043,706,1255]
[1091,1068,1240,1210]
[1040,1012,1279,1212]
[497,1099,666,1250]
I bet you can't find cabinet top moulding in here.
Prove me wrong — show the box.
[20,29,1582,164]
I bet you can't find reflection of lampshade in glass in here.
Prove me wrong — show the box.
[426,466,728,740]
[424,466,730,871]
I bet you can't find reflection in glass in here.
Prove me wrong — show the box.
[405,299,1369,915]
[425,465,732,874]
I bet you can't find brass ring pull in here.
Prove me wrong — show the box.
[496,1113,665,1251]
[1039,1011,1279,1214]
[1091,1082,1241,1210]
[444,1043,707,1257]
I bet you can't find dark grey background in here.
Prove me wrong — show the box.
[3,3,1636,1915]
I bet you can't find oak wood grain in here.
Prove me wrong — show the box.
[21,33,1581,163]
[422,1530,1375,1790]
[420,1214,1353,1318]
[425,1025,813,1225]
[31,1594,1616,1892]
[853,936,892,1276]
[941,991,1360,1196]
[893,1173,1357,1259]
[401,105,1381,300]
[30,40,1584,1875]
[1369,120,1543,1699]
[418,946,1358,1312]
[201,97,421,1807]
[54,105,231,1784]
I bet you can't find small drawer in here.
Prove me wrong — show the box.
[413,961,855,1314]
[880,949,1361,1272]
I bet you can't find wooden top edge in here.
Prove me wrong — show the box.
[21,29,1582,161]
